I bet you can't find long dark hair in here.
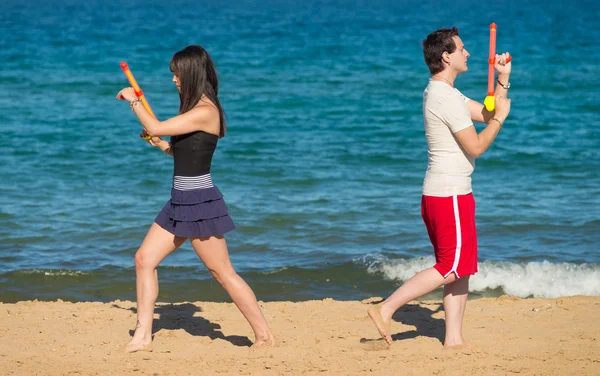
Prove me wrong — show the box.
[170,45,227,137]
[422,27,459,75]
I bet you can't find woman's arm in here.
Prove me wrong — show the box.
[117,87,220,137]
[133,102,218,137]
[143,133,173,156]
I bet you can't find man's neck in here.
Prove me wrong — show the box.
[431,70,458,87]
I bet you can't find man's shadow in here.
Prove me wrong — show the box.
[362,301,445,346]
[113,302,252,347]
[389,303,445,343]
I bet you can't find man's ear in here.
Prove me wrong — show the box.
[441,52,450,64]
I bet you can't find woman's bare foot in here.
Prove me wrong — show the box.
[443,342,477,350]
[251,331,277,349]
[443,334,475,349]
[122,339,153,353]
[367,303,392,345]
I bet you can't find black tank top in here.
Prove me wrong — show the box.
[171,131,218,176]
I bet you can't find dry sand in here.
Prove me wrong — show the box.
[1,296,598,375]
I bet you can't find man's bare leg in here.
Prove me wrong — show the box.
[442,275,470,347]
[368,268,457,344]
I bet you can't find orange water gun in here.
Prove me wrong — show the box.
[120,62,155,140]
[484,23,512,112]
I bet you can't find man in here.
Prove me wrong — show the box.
[368,27,511,347]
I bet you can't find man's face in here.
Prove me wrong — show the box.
[446,36,470,73]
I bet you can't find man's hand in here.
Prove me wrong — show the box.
[494,52,511,75]
[494,96,511,122]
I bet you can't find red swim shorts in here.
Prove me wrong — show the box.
[421,193,478,278]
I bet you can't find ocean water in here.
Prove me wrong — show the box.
[1,0,599,303]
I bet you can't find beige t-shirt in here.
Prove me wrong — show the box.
[422,80,475,197]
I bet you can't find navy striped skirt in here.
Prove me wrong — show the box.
[154,174,235,238]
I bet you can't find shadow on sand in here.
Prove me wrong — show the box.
[113,302,252,347]
[361,300,445,348]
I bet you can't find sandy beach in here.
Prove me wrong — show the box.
[1,296,598,375]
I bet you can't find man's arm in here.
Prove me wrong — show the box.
[467,100,494,124]
[454,118,503,158]
[455,95,510,158]
[468,53,511,123]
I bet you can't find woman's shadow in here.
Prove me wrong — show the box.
[112,302,253,347]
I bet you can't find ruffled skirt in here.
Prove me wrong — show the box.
[154,186,235,238]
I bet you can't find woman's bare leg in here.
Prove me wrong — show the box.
[125,223,186,352]
[190,235,275,347]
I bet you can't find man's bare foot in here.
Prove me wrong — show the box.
[121,340,153,353]
[251,332,277,349]
[367,303,392,345]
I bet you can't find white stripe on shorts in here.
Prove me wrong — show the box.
[444,195,462,279]
[173,174,213,190]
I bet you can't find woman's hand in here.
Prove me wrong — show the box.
[116,87,138,102]
[140,130,163,147]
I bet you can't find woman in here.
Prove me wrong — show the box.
[116,45,275,352]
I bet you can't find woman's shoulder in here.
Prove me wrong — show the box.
[188,100,220,135]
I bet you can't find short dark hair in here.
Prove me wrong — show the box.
[422,27,459,75]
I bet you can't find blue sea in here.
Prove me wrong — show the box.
[1,0,599,303]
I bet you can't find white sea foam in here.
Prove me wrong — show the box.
[360,255,600,298]
[17,269,89,277]
[42,270,88,277]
